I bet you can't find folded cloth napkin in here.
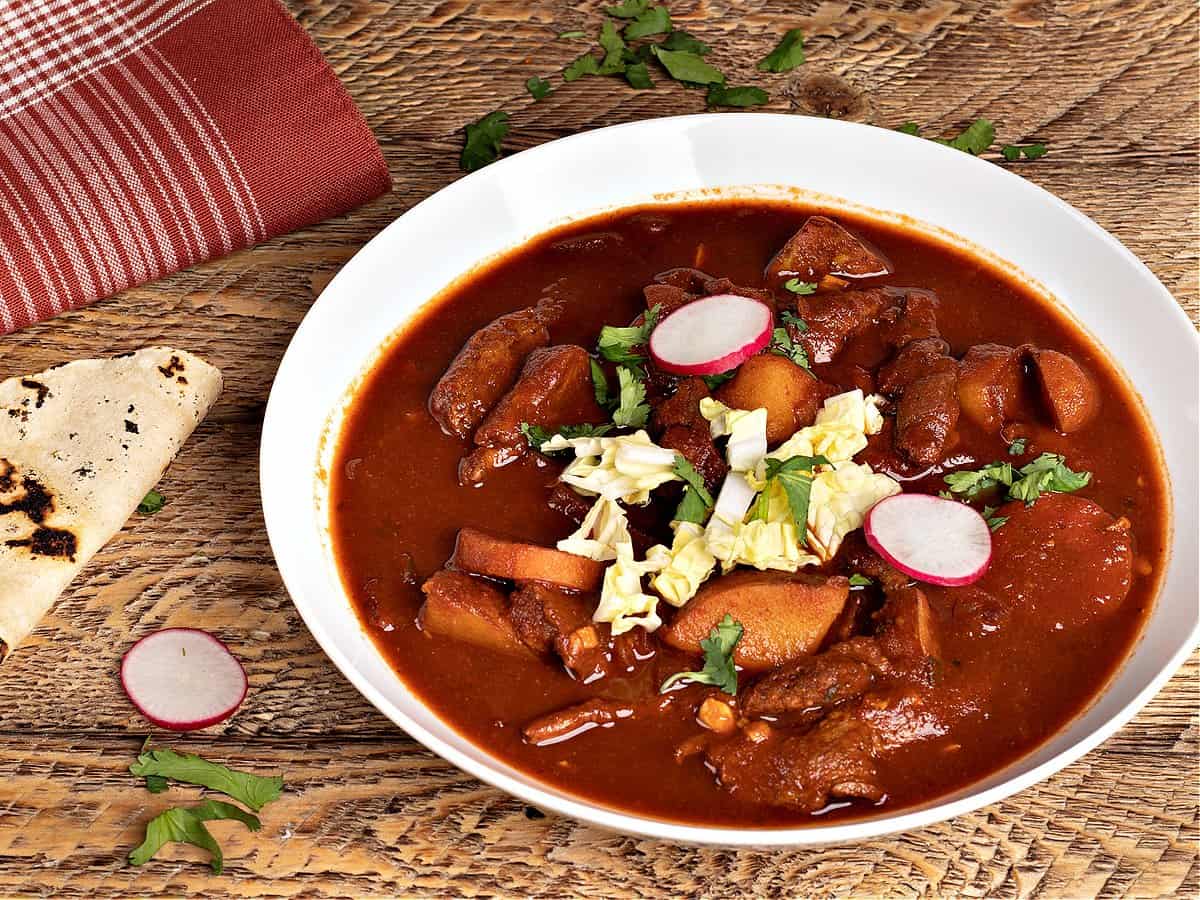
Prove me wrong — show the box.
[0,0,390,334]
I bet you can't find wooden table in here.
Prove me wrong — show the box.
[2,1,1196,896]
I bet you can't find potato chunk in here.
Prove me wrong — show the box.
[715,354,824,445]
[662,572,849,671]
[418,570,529,656]
[766,216,891,283]
[1026,347,1099,433]
[956,343,1024,432]
[451,528,605,592]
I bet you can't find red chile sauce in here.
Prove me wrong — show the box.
[329,200,1167,827]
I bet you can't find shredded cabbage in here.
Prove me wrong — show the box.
[646,522,717,607]
[543,430,679,504]
[807,460,901,561]
[766,389,885,466]
[593,544,667,635]
[556,495,631,561]
[699,398,768,471]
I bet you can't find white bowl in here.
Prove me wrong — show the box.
[261,114,1199,846]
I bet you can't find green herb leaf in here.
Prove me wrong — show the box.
[673,454,714,507]
[563,52,602,81]
[896,122,921,136]
[672,455,714,524]
[520,422,614,451]
[129,748,283,813]
[137,490,165,514]
[848,573,874,588]
[558,30,588,40]
[660,614,744,695]
[783,279,818,295]
[597,19,628,73]
[651,47,725,85]
[781,310,809,331]
[701,371,735,390]
[625,61,654,89]
[1008,452,1091,504]
[624,5,672,40]
[757,28,805,73]
[944,460,1014,499]
[659,30,711,55]
[597,305,660,374]
[590,359,612,408]
[762,455,829,543]
[604,0,648,17]
[1007,437,1027,456]
[613,366,650,428]
[936,118,995,156]
[706,84,769,108]
[525,76,554,100]
[769,325,813,373]
[128,800,261,875]
[980,504,1008,532]
[460,110,510,172]
[1000,143,1047,161]
[144,775,169,793]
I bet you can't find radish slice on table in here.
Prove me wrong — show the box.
[864,493,993,586]
[648,294,773,375]
[121,628,248,731]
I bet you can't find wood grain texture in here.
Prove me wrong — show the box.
[1,0,1197,896]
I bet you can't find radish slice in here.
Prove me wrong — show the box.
[648,294,773,375]
[121,628,248,731]
[864,493,993,587]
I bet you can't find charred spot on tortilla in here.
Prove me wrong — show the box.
[158,356,187,384]
[0,463,55,524]
[19,379,51,408]
[125,420,139,434]
[6,527,77,561]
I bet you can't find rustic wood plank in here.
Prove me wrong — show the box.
[1,0,1196,896]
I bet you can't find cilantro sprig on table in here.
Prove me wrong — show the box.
[895,118,1049,165]
[661,614,744,695]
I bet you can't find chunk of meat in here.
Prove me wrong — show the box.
[700,277,777,311]
[895,371,960,466]
[743,637,891,718]
[879,291,941,348]
[451,528,605,591]
[649,377,710,435]
[510,582,593,655]
[473,345,605,450]
[838,532,911,593]
[653,267,715,293]
[975,493,1133,627]
[797,289,894,364]
[418,570,530,656]
[874,585,940,665]
[715,353,824,444]
[1026,347,1099,432]
[957,343,1024,432]
[523,698,635,745]
[429,307,550,439]
[662,572,850,671]
[707,707,883,812]
[659,425,727,492]
[877,337,955,397]
[643,282,695,317]
[766,216,892,283]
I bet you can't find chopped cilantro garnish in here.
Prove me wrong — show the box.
[659,30,711,55]
[781,310,809,331]
[980,505,1009,532]
[896,122,921,136]
[525,76,554,100]
[1008,437,1027,456]
[702,371,735,390]
[935,118,995,156]
[769,321,814,373]
[943,460,1014,498]
[137,490,165,514]
[671,454,714,523]
[590,358,611,408]
[460,110,509,172]
[660,614,744,695]
[625,61,654,89]
[784,278,818,295]
[753,455,829,544]
[624,5,672,40]
[613,366,650,428]
[757,28,805,73]
[945,452,1090,505]
[706,84,769,108]
[557,30,588,40]
[128,800,260,875]
[651,46,724,85]
[1001,143,1047,161]
[130,746,284,812]
[520,422,613,451]
[597,305,660,374]
[563,52,602,81]
[597,19,628,73]
[848,573,874,588]
[604,0,648,17]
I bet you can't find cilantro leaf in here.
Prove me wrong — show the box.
[590,359,612,408]
[598,19,628,73]
[673,454,714,505]
[659,30,711,55]
[624,5,672,40]
[597,305,660,374]
[128,800,260,875]
[896,122,921,136]
[651,47,725,85]
[137,490,165,514]
[520,422,613,451]
[130,748,283,812]
[604,0,648,17]
[781,310,809,331]
[1008,437,1027,456]
[769,324,813,373]
[660,614,744,695]
[762,455,829,543]
[848,573,874,588]
[706,84,769,108]
[935,118,995,156]
[1008,452,1090,504]
[144,775,169,793]
[525,76,554,100]
[613,366,650,428]
[563,52,602,81]
[625,61,654,89]
[783,279,818,295]
[1001,143,1047,161]
[672,454,714,524]
[980,504,1008,532]
[558,30,588,40]
[702,371,735,390]
[944,461,1014,498]
[757,28,805,73]
[460,110,510,172]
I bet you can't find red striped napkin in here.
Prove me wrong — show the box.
[0,0,390,334]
